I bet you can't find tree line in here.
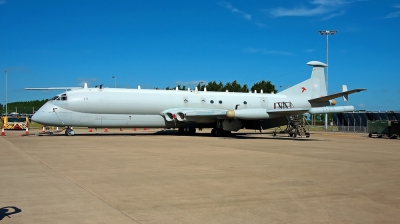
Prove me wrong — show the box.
[0,100,48,115]
[164,80,277,94]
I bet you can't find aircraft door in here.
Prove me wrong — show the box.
[260,97,267,109]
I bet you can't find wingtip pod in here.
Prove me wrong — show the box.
[308,106,354,114]
[307,61,328,67]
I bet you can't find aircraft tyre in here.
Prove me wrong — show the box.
[211,128,225,137]
[188,128,196,135]
[223,130,232,136]
[178,128,185,135]
[214,128,223,137]
[65,128,75,136]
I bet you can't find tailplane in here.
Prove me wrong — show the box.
[278,61,327,98]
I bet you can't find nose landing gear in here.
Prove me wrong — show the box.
[65,127,75,136]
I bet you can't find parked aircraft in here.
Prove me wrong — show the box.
[26,61,365,137]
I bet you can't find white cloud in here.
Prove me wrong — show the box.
[385,5,400,18]
[254,22,266,27]
[243,47,293,56]
[218,1,252,20]
[218,1,265,26]
[320,10,345,21]
[268,0,363,19]
[270,5,329,17]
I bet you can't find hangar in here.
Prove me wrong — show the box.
[330,111,400,133]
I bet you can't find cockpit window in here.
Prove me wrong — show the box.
[49,93,67,101]
[49,96,60,101]
[60,94,67,101]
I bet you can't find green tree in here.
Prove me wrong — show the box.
[4,100,48,114]
[250,80,277,94]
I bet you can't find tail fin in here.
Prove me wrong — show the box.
[278,61,327,98]
[342,85,348,101]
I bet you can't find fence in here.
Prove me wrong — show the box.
[308,125,367,133]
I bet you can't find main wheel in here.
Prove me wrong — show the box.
[223,130,231,136]
[214,128,223,137]
[188,128,196,135]
[178,128,185,135]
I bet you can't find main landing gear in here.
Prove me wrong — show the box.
[211,128,231,137]
[65,127,75,136]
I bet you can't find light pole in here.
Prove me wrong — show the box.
[5,70,7,116]
[112,76,116,88]
[318,30,337,130]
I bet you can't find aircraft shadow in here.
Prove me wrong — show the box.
[0,206,22,221]
[34,130,320,141]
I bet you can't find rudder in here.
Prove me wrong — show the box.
[278,61,327,98]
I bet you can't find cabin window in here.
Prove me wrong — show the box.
[219,100,222,104]
[210,100,214,104]
[243,101,247,105]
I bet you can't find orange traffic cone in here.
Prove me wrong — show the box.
[133,128,137,131]
[144,128,148,130]
[42,125,45,133]
[89,128,93,132]
[1,127,5,136]
[120,128,123,131]
[25,127,29,135]
[104,128,108,132]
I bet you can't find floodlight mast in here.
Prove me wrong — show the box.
[318,30,337,93]
[318,30,337,131]
[5,70,7,116]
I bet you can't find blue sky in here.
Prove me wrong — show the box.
[1,0,399,111]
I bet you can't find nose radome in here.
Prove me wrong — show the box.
[31,107,50,124]
[31,102,61,126]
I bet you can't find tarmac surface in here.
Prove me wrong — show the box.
[1,128,399,223]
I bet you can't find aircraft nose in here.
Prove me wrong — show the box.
[31,102,63,126]
[31,110,47,124]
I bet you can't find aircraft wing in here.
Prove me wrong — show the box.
[266,108,310,115]
[25,87,83,90]
[309,88,366,103]
[164,107,313,121]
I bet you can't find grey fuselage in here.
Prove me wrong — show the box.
[31,61,361,131]
[31,88,313,129]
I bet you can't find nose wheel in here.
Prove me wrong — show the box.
[65,127,75,136]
